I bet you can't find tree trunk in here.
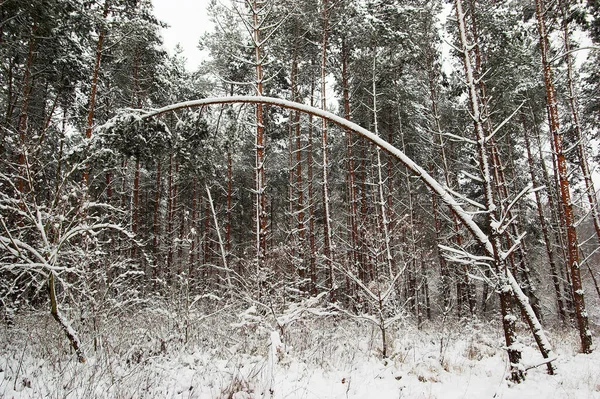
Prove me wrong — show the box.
[17,24,37,195]
[308,76,317,294]
[521,114,566,322]
[559,0,600,249]
[424,52,472,316]
[83,0,110,185]
[455,0,525,381]
[153,160,162,274]
[167,154,174,279]
[342,38,361,288]
[131,159,140,258]
[250,0,268,277]
[371,54,394,280]
[535,0,593,354]
[226,151,232,264]
[49,273,85,363]
[321,0,334,295]
[144,96,557,372]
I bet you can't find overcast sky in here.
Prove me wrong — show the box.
[152,0,213,70]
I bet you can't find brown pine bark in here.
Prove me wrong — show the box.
[531,108,574,312]
[559,0,600,249]
[535,0,593,354]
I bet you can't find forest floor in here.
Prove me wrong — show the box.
[1,304,599,399]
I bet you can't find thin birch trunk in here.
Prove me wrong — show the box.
[398,118,419,317]
[189,178,197,280]
[131,159,140,258]
[206,184,232,291]
[226,151,232,263]
[167,154,174,278]
[49,273,86,363]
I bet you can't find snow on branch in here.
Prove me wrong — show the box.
[438,244,494,265]
[486,102,524,142]
[140,96,552,361]
[501,232,527,261]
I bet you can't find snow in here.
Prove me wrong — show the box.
[1,313,599,399]
[142,95,554,359]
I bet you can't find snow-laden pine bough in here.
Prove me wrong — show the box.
[137,95,556,379]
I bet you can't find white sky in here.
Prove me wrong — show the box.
[152,0,214,70]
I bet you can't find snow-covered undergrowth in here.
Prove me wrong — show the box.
[1,307,599,399]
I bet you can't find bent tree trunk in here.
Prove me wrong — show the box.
[455,0,526,380]
[140,95,557,372]
[49,273,85,363]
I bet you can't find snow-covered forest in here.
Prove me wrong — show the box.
[1,0,600,397]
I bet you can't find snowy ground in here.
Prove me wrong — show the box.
[1,307,599,399]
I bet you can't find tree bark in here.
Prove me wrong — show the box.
[455,0,525,381]
[308,76,317,294]
[342,38,361,288]
[558,0,600,250]
[49,273,85,363]
[250,0,268,277]
[521,114,566,322]
[145,96,556,371]
[83,0,110,185]
[321,0,334,295]
[17,24,37,195]
[534,0,593,354]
